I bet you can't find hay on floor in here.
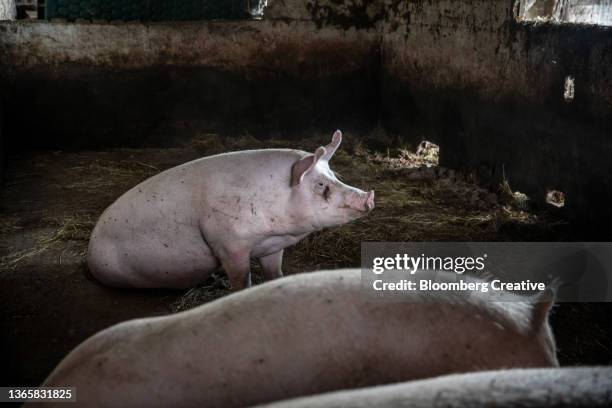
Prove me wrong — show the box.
[0,132,563,311]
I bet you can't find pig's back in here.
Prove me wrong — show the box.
[45,269,557,407]
[259,367,612,408]
[96,148,306,231]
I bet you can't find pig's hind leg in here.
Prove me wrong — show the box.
[87,239,134,288]
[258,250,284,281]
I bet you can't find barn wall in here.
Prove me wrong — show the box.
[1,0,611,223]
[265,0,382,28]
[380,0,612,221]
[0,1,380,150]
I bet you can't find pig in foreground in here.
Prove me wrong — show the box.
[87,131,374,289]
[42,269,558,408]
[259,367,612,408]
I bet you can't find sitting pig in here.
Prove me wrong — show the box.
[42,269,558,408]
[87,131,374,289]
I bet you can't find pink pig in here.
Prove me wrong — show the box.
[87,131,374,289]
[40,269,558,408]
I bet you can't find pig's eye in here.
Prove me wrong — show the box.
[323,186,331,201]
[317,182,324,187]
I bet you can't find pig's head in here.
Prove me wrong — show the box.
[289,130,375,229]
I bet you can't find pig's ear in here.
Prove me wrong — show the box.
[530,284,557,328]
[291,147,326,187]
[321,130,342,162]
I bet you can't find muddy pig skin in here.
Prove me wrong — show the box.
[41,269,558,408]
[259,367,612,408]
[87,131,375,289]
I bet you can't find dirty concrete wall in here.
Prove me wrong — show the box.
[2,0,611,224]
[381,0,612,224]
[265,0,382,28]
[0,99,3,180]
[0,0,380,150]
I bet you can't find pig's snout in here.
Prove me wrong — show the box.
[349,190,375,212]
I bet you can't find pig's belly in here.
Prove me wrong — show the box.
[90,218,219,288]
[123,235,218,287]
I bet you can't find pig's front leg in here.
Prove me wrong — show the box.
[259,250,284,281]
[220,249,252,291]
